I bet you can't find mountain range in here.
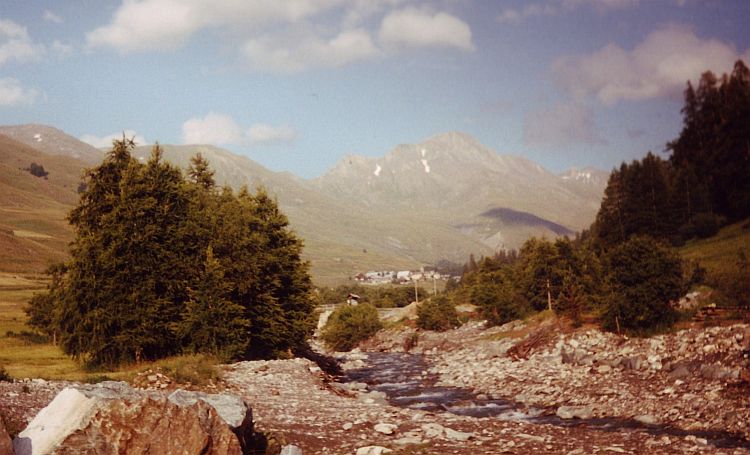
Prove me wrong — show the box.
[0,124,608,285]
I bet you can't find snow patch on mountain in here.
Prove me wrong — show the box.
[421,158,430,174]
[33,133,42,142]
[374,164,382,177]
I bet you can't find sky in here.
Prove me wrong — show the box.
[1,0,749,179]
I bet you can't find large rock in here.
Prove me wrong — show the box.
[0,417,13,455]
[13,382,256,455]
[556,405,594,420]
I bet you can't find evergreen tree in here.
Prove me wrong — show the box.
[172,246,250,361]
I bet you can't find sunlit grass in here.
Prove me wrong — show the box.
[680,220,750,276]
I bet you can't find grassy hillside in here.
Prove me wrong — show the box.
[0,135,86,272]
[679,219,750,275]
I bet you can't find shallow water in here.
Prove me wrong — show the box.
[343,351,750,449]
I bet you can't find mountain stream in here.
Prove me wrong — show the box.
[343,352,750,450]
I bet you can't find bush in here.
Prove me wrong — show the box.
[417,296,458,331]
[603,236,683,333]
[26,162,48,178]
[320,304,382,351]
[0,367,11,382]
[470,276,529,326]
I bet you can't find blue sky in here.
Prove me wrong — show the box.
[1,0,749,178]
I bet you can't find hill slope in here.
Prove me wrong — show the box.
[0,125,606,284]
[0,134,85,272]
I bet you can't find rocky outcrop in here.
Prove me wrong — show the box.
[0,416,13,455]
[13,382,256,455]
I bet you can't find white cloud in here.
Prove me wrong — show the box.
[181,112,245,145]
[85,0,345,52]
[51,40,73,58]
[241,28,378,73]
[0,18,44,65]
[43,10,64,24]
[523,102,605,148]
[379,7,474,51]
[497,0,637,24]
[0,78,39,106]
[554,24,750,104]
[80,130,148,148]
[247,124,297,144]
[181,113,298,146]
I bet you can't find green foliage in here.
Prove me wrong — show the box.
[470,271,529,326]
[317,284,427,308]
[416,295,458,331]
[31,139,314,366]
[320,303,382,351]
[711,249,750,309]
[603,236,683,333]
[171,247,250,362]
[26,162,49,178]
[0,366,12,382]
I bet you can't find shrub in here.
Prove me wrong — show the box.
[320,304,382,351]
[0,367,11,382]
[417,296,458,331]
[603,236,683,333]
[470,276,529,326]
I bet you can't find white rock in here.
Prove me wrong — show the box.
[634,414,659,425]
[343,422,353,430]
[356,446,392,455]
[444,427,473,441]
[421,423,445,438]
[14,388,98,455]
[280,445,303,455]
[374,423,397,435]
[556,405,594,419]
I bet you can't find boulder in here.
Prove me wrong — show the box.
[0,417,13,455]
[556,405,594,420]
[13,381,256,455]
[374,423,397,435]
[280,445,303,455]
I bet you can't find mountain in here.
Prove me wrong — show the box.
[313,132,606,251]
[0,125,607,284]
[0,124,103,165]
[0,134,86,272]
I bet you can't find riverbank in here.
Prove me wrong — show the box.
[363,318,750,450]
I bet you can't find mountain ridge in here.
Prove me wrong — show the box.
[0,124,607,284]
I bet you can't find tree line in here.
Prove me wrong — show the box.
[27,139,315,366]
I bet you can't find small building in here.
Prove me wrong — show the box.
[346,293,360,305]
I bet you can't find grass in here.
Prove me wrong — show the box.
[0,274,220,384]
[679,219,750,276]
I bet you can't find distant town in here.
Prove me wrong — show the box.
[353,269,459,285]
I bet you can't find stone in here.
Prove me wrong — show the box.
[280,445,303,455]
[596,365,612,374]
[343,422,354,430]
[0,417,13,455]
[421,423,445,438]
[374,423,397,435]
[634,414,659,425]
[13,382,256,455]
[356,446,392,455]
[668,364,691,379]
[556,405,594,419]
[517,433,545,443]
[444,427,473,441]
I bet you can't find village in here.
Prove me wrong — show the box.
[353,268,458,286]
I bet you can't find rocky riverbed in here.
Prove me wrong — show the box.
[1,319,748,454]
